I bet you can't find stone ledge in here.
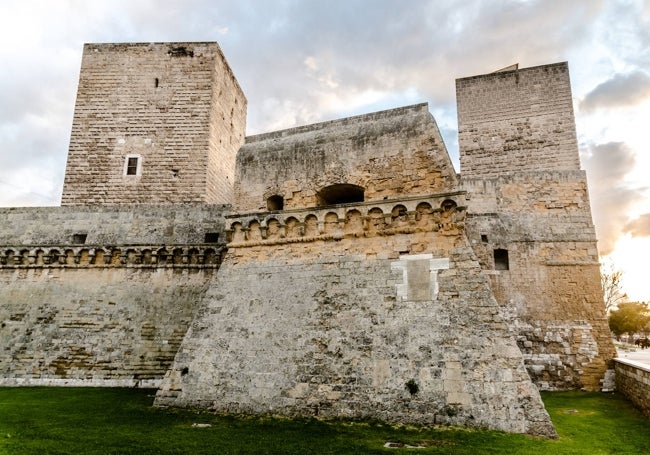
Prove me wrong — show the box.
[226,195,467,247]
[615,358,650,373]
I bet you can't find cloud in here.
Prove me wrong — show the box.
[580,71,650,112]
[581,141,643,255]
[623,214,650,238]
[0,0,644,210]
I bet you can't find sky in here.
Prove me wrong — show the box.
[0,0,648,301]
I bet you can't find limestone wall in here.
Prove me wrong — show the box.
[0,204,227,385]
[235,104,458,212]
[458,62,615,390]
[615,359,650,418]
[0,267,215,387]
[464,173,615,390]
[61,42,246,205]
[0,205,228,246]
[156,196,557,437]
[457,62,580,179]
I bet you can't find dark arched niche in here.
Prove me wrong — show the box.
[317,184,364,206]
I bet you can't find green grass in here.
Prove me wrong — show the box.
[0,388,648,454]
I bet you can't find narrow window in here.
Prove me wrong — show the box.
[204,233,219,243]
[155,77,159,88]
[72,233,87,245]
[494,249,509,270]
[481,234,488,243]
[267,195,284,211]
[126,157,138,175]
[124,154,142,176]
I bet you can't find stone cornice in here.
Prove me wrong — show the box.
[0,244,225,268]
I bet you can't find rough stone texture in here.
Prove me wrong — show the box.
[0,267,215,387]
[0,49,617,437]
[156,197,556,437]
[0,204,227,385]
[0,205,228,246]
[615,359,650,418]
[457,62,580,179]
[235,104,457,212]
[61,42,246,205]
[458,64,616,390]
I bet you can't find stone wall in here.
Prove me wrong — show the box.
[156,195,557,437]
[615,359,650,418]
[0,205,227,386]
[0,267,216,387]
[235,104,458,212]
[0,205,228,246]
[458,63,616,390]
[463,173,615,390]
[457,62,580,179]
[61,42,246,205]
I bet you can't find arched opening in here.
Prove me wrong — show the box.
[267,218,281,239]
[441,199,457,212]
[391,205,408,223]
[188,248,199,265]
[285,217,300,238]
[173,248,184,265]
[317,184,364,206]
[203,248,218,265]
[266,195,284,211]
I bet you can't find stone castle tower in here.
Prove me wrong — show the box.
[0,42,615,438]
[61,42,246,205]
[457,64,615,389]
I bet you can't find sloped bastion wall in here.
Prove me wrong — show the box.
[155,196,557,437]
[156,103,557,437]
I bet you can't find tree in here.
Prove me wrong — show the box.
[608,302,650,340]
[601,260,627,312]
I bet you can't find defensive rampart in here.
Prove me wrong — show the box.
[0,205,227,386]
[463,173,615,390]
[156,195,557,437]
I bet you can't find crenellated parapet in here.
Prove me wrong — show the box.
[0,244,224,268]
[225,193,467,247]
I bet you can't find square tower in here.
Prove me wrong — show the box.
[61,42,246,205]
[457,63,615,390]
[457,62,580,178]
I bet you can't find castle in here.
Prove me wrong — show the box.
[0,42,616,437]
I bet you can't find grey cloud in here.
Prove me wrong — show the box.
[623,214,650,238]
[582,141,642,254]
[580,71,650,112]
[582,141,636,185]
[211,0,607,134]
[0,0,640,208]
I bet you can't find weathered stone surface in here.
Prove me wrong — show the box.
[156,199,556,437]
[0,205,228,246]
[457,62,580,179]
[615,360,650,418]
[61,42,246,205]
[0,47,616,438]
[0,268,216,386]
[235,104,457,212]
[458,64,615,390]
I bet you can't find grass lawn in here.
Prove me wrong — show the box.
[0,388,648,454]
